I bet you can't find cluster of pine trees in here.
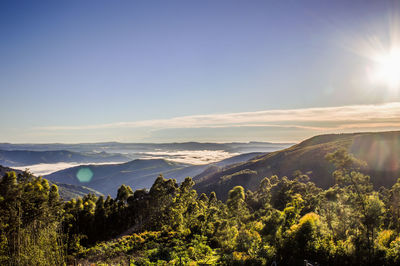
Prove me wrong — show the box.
[0,171,64,265]
[1,149,400,265]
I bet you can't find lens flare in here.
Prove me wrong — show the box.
[76,167,94,183]
[370,48,400,90]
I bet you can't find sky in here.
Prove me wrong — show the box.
[1,0,400,143]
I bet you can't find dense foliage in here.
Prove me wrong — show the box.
[1,149,400,265]
[0,171,64,265]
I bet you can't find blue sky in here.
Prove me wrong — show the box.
[1,0,399,143]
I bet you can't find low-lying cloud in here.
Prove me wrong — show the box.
[13,150,240,176]
[13,162,122,176]
[137,150,240,165]
[28,102,400,143]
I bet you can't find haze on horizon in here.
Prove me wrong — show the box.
[1,0,400,144]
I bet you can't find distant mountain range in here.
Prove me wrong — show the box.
[0,141,292,154]
[0,149,131,167]
[0,142,291,173]
[0,165,102,201]
[193,131,400,200]
[44,152,265,196]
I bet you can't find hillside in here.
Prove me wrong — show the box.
[45,153,265,197]
[45,159,205,196]
[55,182,103,200]
[214,152,265,167]
[0,149,130,166]
[194,131,400,200]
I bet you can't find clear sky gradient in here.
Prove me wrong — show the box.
[1,0,399,143]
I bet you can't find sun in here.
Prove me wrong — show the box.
[370,48,400,90]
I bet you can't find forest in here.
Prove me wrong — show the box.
[1,149,400,265]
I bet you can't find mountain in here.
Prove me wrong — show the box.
[45,159,205,196]
[214,152,265,167]
[55,182,103,200]
[0,165,21,176]
[0,165,102,201]
[0,141,292,154]
[0,149,130,167]
[193,131,400,200]
[45,152,265,197]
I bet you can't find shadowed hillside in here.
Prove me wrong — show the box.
[194,131,400,200]
[45,159,205,196]
[45,153,265,197]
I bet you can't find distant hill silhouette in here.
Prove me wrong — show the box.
[0,142,291,154]
[193,131,400,200]
[0,149,130,166]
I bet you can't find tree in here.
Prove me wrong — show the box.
[326,149,375,263]
[116,184,133,203]
[0,171,64,265]
[227,186,248,223]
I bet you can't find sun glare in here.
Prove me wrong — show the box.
[370,48,400,90]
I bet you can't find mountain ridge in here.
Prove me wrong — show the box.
[0,149,130,166]
[193,131,400,200]
[44,153,266,196]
